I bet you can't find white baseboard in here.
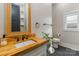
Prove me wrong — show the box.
[59,42,79,51]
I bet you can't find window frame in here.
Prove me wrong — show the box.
[64,10,79,31]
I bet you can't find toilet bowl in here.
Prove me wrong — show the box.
[52,38,60,48]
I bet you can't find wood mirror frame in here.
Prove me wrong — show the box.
[5,3,31,35]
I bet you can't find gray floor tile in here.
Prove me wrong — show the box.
[47,45,79,56]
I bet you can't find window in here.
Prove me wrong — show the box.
[64,10,79,31]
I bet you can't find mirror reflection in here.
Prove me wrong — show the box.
[11,3,28,32]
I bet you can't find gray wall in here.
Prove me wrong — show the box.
[0,3,5,37]
[53,3,79,49]
[31,3,52,38]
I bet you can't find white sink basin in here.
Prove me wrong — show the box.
[15,40,36,48]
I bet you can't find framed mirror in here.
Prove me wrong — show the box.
[5,3,31,35]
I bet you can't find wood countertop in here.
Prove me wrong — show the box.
[0,36,47,56]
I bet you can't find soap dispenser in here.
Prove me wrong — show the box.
[1,34,7,46]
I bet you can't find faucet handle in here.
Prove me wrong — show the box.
[3,34,6,38]
[25,35,28,39]
[22,36,25,41]
[16,37,19,42]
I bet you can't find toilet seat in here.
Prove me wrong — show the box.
[53,38,60,42]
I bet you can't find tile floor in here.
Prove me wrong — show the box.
[47,45,79,56]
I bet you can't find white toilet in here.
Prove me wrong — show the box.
[52,38,60,48]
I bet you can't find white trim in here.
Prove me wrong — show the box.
[59,42,79,51]
[64,10,79,31]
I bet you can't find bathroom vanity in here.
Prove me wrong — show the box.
[0,3,47,56]
[0,35,47,56]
